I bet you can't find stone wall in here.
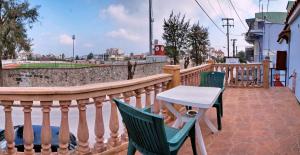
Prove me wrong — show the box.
[2,62,166,87]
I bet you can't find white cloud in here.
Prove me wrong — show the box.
[106,28,140,42]
[59,34,73,45]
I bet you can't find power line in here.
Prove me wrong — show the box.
[193,0,225,35]
[216,0,226,17]
[228,0,248,30]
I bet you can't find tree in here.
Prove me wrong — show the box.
[183,56,189,69]
[61,53,65,60]
[127,61,137,80]
[163,12,189,65]
[75,55,79,60]
[0,0,39,85]
[87,52,93,60]
[187,23,210,66]
[237,51,246,63]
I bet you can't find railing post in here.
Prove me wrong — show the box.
[163,65,181,89]
[163,65,181,120]
[2,100,16,155]
[263,60,270,89]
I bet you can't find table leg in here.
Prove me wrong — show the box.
[195,121,207,155]
[198,109,218,133]
[163,102,183,128]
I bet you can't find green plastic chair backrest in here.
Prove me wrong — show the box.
[200,71,225,88]
[113,99,171,155]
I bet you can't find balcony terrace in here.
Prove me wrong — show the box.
[0,60,299,155]
[121,87,300,155]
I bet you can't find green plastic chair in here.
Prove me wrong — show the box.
[113,99,198,155]
[199,71,225,130]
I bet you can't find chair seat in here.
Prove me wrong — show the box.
[164,126,179,141]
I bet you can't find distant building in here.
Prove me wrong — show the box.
[106,48,125,61]
[245,11,288,64]
[94,54,109,61]
[17,51,30,61]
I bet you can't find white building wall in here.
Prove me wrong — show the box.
[263,23,288,66]
[288,14,300,100]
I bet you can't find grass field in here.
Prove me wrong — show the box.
[18,63,96,68]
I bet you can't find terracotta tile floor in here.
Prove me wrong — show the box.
[120,87,300,155]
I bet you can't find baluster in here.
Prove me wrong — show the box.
[121,92,132,142]
[241,65,245,87]
[21,101,34,154]
[108,94,121,147]
[93,97,107,153]
[196,71,200,86]
[153,84,161,114]
[225,65,229,86]
[145,86,153,107]
[135,89,143,109]
[230,65,234,86]
[246,66,250,87]
[161,82,171,122]
[2,100,16,154]
[235,66,239,87]
[76,99,90,154]
[180,76,184,85]
[41,101,53,154]
[58,100,71,154]
[257,64,261,86]
[252,66,256,86]
[185,75,188,85]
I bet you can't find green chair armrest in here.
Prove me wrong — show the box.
[168,118,196,145]
[141,106,152,113]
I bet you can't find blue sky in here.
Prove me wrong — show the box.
[27,0,290,57]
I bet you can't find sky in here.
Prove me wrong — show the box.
[27,0,291,57]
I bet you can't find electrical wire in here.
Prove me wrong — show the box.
[216,0,226,17]
[228,0,248,30]
[193,0,226,35]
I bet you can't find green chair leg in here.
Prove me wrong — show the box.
[128,141,136,155]
[215,105,222,130]
[189,125,198,155]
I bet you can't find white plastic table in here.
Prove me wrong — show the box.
[157,85,222,155]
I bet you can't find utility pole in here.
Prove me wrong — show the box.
[231,39,237,57]
[222,18,234,57]
[149,0,154,55]
[72,35,75,61]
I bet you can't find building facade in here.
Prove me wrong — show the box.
[245,12,288,65]
[278,0,300,101]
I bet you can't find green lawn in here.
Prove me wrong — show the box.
[18,63,96,68]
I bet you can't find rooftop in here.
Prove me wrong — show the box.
[121,87,300,155]
[255,12,287,24]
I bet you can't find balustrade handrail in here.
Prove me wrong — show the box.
[0,73,172,102]
[180,64,212,76]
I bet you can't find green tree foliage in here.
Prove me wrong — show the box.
[187,23,209,66]
[87,52,94,60]
[237,51,246,63]
[163,12,189,65]
[0,0,39,85]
